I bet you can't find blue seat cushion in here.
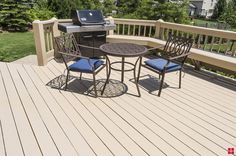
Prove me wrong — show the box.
[69,58,104,73]
[145,58,181,72]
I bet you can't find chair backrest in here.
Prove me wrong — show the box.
[54,34,82,69]
[163,34,193,58]
[54,33,81,56]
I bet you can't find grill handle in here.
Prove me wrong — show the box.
[83,35,93,38]
[96,34,106,37]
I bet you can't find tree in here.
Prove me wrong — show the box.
[116,0,141,17]
[27,0,55,21]
[0,0,32,31]
[47,0,80,19]
[153,0,190,23]
[102,0,117,16]
[219,0,236,27]
[212,0,227,19]
[47,0,102,19]
[116,0,190,24]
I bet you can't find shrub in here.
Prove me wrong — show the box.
[27,7,55,21]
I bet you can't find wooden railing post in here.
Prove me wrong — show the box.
[155,19,164,39]
[107,16,114,35]
[231,41,236,56]
[51,18,61,58]
[33,20,47,66]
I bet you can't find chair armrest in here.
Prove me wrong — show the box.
[58,51,90,60]
[147,45,164,51]
[168,53,191,60]
[78,44,100,50]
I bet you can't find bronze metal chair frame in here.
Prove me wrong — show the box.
[141,34,193,96]
[54,33,106,97]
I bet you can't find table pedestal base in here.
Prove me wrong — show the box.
[101,56,142,97]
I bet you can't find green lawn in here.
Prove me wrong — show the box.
[193,18,236,31]
[0,32,36,62]
[193,19,217,25]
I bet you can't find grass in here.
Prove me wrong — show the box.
[193,18,236,31]
[193,19,217,25]
[0,31,36,62]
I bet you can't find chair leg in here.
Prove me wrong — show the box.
[65,70,70,90]
[93,73,97,98]
[158,73,165,97]
[79,72,82,80]
[179,70,182,89]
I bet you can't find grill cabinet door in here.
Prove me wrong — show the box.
[78,32,94,57]
[93,31,106,57]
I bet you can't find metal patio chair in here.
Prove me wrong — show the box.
[54,33,106,97]
[141,34,193,96]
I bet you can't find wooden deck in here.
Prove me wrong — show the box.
[0,57,236,156]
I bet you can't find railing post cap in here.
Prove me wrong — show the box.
[107,16,113,19]
[32,20,40,24]
[157,19,164,22]
[51,17,58,21]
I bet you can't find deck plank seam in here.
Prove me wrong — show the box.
[0,120,7,156]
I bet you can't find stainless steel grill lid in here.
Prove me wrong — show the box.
[72,10,106,26]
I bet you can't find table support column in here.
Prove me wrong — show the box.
[134,56,142,97]
[121,57,125,82]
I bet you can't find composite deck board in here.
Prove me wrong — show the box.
[53,60,222,156]
[6,64,60,156]
[54,57,234,156]
[98,59,232,155]
[37,64,115,156]
[48,61,168,156]
[135,62,236,135]
[0,59,235,156]
[28,64,107,156]
[167,71,236,112]
[14,64,78,156]
[0,63,25,156]
[109,58,234,142]
[179,72,236,103]
[46,62,145,156]
[34,63,124,155]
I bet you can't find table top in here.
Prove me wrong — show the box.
[100,43,148,57]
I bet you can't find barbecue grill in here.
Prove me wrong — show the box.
[58,10,116,58]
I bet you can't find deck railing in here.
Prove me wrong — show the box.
[33,17,236,72]
[114,18,236,57]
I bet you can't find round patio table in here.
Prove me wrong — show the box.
[100,43,148,97]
